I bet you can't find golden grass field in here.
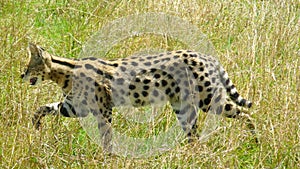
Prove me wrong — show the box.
[0,0,299,168]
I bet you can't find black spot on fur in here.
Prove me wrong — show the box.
[204,94,212,105]
[135,78,141,82]
[183,59,188,64]
[112,63,118,67]
[82,100,87,105]
[96,69,103,75]
[135,99,141,104]
[198,100,203,108]
[143,79,151,84]
[238,99,246,107]
[85,64,94,70]
[204,81,211,87]
[173,62,179,67]
[144,62,151,66]
[143,85,149,90]
[191,60,197,66]
[142,91,148,97]
[154,74,161,79]
[120,66,126,72]
[193,72,199,78]
[80,72,85,77]
[196,85,203,92]
[168,66,174,71]
[225,79,230,85]
[230,92,239,99]
[225,104,232,111]
[161,80,168,86]
[216,105,223,115]
[86,77,93,82]
[150,68,157,73]
[162,58,170,62]
[130,71,136,76]
[131,62,138,66]
[189,54,197,57]
[152,90,159,97]
[214,95,222,103]
[116,78,125,85]
[173,55,180,59]
[165,88,171,95]
[129,84,136,90]
[212,77,216,83]
[104,73,113,80]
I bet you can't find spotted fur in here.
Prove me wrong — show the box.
[21,43,257,152]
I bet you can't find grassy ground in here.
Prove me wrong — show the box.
[0,0,299,168]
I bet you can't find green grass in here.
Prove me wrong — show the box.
[0,0,299,168]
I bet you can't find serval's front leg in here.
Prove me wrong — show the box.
[33,102,61,129]
[33,96,89,129]
[94,108,113,153]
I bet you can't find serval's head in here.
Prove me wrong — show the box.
[21,43,52,85]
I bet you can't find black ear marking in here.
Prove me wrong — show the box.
[39,46,45,51]
[37,47,44,58]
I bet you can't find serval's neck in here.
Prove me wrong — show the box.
[48,55,77,92]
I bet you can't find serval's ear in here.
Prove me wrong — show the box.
[28,43,45,59]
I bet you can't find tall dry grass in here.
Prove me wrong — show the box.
[0,0,299,168]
